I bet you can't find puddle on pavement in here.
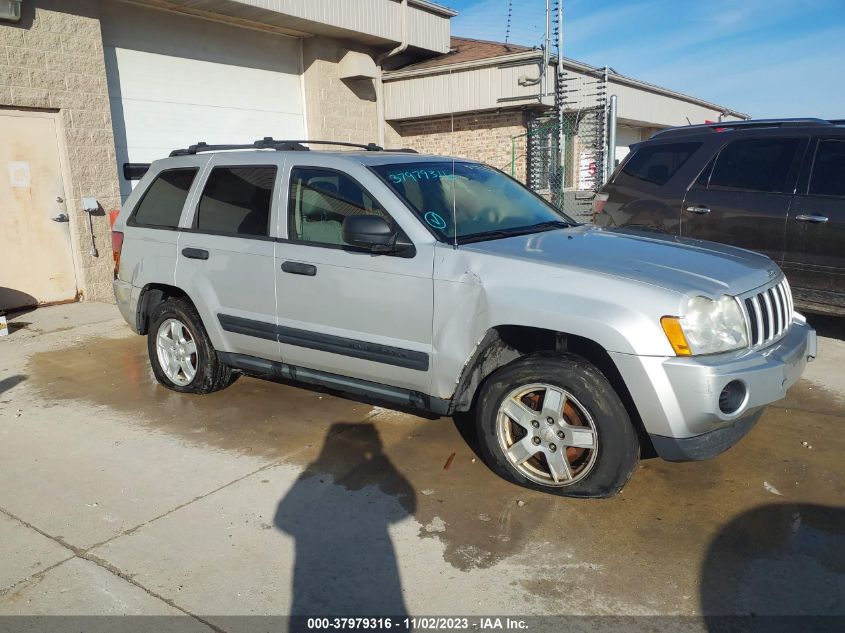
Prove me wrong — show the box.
[27,334,845,594]
[28,335,373,459]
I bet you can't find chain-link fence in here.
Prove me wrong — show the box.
[522,67,609,221]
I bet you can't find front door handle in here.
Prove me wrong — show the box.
[51,213,69,222]
[282,261,317,276]
[795,213,829,224]
[685,205,711,215]
[182,247,209,260]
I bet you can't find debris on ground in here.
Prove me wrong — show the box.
[517,500,526,507]
[443,452,456,470]
[763,481,783,496]
[423,516,446,533]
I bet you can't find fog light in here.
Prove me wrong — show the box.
[719,380,746,415]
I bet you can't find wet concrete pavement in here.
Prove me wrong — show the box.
[0,303,843,623]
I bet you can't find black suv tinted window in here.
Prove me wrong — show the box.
[196,166,276,237]
[709,138,800,193]
[288,167,389,246]
[615,142,701,186]
[132,169,197,228]
[809,139,845,197]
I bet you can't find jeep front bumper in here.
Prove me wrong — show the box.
[610,317,816,461]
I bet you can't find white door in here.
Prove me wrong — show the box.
[100,1,306,198]
[0,111,77,311]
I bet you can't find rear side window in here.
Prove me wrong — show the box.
[809,139,845,197]
[196,166,276,237]
[708,138,800,193]
[131,169,197,228]
[615,142,701,186]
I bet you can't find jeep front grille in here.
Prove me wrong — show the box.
[743,278,793,347]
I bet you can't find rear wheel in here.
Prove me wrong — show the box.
[147,298,237,394]
[475,352,639,498]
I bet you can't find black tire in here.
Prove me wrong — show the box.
[475,352,639,498]
[147,298,238,394]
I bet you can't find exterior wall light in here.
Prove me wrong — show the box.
[0,0,22,22]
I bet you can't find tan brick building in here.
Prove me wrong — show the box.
[0,0,454,312]
[1,0,120,305]
[383,36,747,193]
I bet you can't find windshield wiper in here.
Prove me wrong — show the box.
[458,220,572,244]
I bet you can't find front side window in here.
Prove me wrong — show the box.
[131,168,197,228]
[196,166,276,237]
[809,139,845,197]
[371,161,571,243]
[288,168,390,246]
[708,138,801,193]
[614,142,701,187]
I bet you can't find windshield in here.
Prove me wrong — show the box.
[371,161,574,244]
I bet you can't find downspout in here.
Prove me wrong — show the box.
[376,0,409,147]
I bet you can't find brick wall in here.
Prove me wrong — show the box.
[302,37,379,145]
[386,110,529,182]
[0,0,120,302]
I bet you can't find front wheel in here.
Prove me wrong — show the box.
[475,352,639,498]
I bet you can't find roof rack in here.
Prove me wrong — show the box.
[652,118,834,139]
[169,137,419,157]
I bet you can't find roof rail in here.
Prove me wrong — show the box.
[169,137,402,157]
[652,118,834,139]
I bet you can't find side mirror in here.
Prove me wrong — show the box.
[342,215,394,248]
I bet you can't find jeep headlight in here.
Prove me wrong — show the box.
[661,295,748,356]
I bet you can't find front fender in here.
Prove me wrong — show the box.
[431,246,681,400]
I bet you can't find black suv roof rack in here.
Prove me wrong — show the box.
[169,137,418,157]
[652,118,834,139]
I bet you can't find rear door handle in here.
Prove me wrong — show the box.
[685,205,711,215]
[282,261,316,276]
[795,214,829,224]
[182,248,209,260]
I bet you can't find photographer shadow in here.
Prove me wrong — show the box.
[274,422,416,623]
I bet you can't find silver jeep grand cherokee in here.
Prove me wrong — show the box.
[112,139,816,498]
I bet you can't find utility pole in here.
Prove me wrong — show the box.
[557,1,565,202]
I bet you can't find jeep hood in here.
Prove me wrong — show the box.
[461,225,779,297]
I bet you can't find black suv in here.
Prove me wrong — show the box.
[593,118,845,316]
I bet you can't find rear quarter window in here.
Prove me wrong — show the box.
[130,168,197,228]
[613,142,702,187]
[614,143,702,187]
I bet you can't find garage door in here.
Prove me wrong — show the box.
[100,1,306,198]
